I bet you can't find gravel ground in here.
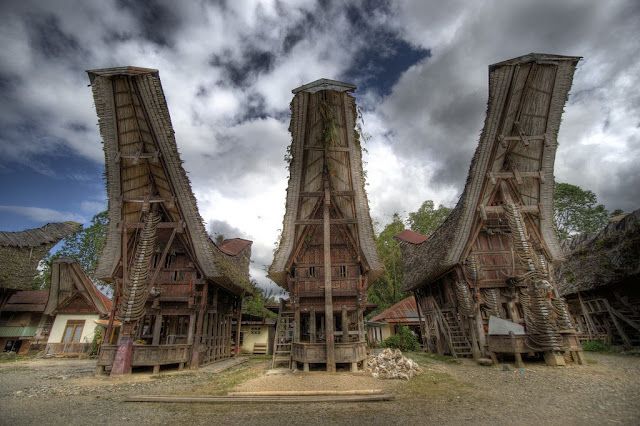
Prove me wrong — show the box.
[0,353,638,425]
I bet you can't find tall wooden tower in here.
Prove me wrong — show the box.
[88,67,252,375]
[269,79,383,372]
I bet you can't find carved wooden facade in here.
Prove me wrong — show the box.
[399,54,583,366]
[269,79,382,371]
[88,67,251,375]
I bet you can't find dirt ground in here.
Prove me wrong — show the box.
[1,352,639,425]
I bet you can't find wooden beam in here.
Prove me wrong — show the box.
[304,146,350,152]
[478,205,540,215]
[299,191,354,198]
[323,178,335,372]
[149,227,178,287]
[122,221,182,230]
[295,218,357,225]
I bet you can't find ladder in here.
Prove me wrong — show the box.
[271,307,294,369]
[441,309,473,357]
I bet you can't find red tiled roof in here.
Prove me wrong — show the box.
[394,229,427,245]
[5,290,49,312]
[370,296,419,323]
[219,238,252,256]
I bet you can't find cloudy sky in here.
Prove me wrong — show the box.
[1,0,639,291]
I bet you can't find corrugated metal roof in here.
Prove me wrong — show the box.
[219,238,253,256]
[394,229,428,245]
[370,296,419,323]
[4,290,49,312]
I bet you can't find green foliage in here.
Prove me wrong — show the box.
[368,213,406,313]
[581,340,610,352]
[35,210,109,289]
[407,200,451,236]
[243,280,277,319]
[554,182,609,240]
[381,325,420,352]
[90,327,104,356]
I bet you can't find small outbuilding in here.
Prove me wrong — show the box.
[43,258,112,356]
[367,296,421,346]
[556,209,640,348]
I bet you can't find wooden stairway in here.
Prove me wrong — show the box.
[271,309,294,369]
[441,309,473,357]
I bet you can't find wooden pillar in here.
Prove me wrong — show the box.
[235,296,243,355]
[310,309,316,343]
[294,307,301,343]
[152,314,163,345]
[341,306,349,343]
[187,313,197,345]
[323,179,335,372]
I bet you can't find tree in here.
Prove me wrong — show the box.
[368,213,406,313]
[554,182,609,240]
[34,210,109,290]
[407,200,451,236]
[243,280,277,319]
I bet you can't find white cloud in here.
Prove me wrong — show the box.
[1,0,639,290]
[0,205,85,224]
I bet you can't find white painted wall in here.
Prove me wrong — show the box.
[47,314,100,344]
[240,324,270,353]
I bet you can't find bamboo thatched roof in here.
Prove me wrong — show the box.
[0,222,81,247]
[400,53,580,291]
[87,67,251,295]
[0,222,81,290]
[268,79,382,287]
[555,209,640,296]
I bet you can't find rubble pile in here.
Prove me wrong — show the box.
[366,348,423,380]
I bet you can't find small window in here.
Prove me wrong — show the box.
[339,265,347,278]
[62,320,85,343]
[308,266,316,278]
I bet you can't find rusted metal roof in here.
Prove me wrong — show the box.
[369,296,419,323]
[4,290,49,312]
[219,238,253,256]
[394,229,427,245]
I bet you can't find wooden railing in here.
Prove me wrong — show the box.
[292,341,367,364]
[97,344,191,367]
[45,342,91,355]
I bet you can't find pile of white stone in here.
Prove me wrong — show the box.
[366,348,423,380]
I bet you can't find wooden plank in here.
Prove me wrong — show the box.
[125,394,395,403]
[295,218,357,225]
[478,205,539,214]
[228,390,384,396]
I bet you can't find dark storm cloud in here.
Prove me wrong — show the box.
[115,0,181,47]
[210,48,276,88]
[379,0,640,204]
[25,13,87,61]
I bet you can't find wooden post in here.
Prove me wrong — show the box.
[323,179,335,372]
[310,309,316,343]
[294,307,301,342]
[235,296,243,355]
[357,307,364,342]
[152,314,163,345]
[341,306,349,343]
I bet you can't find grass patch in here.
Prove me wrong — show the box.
[405,351,462,365]
[582,340,611,352]
[183,358,267,396]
